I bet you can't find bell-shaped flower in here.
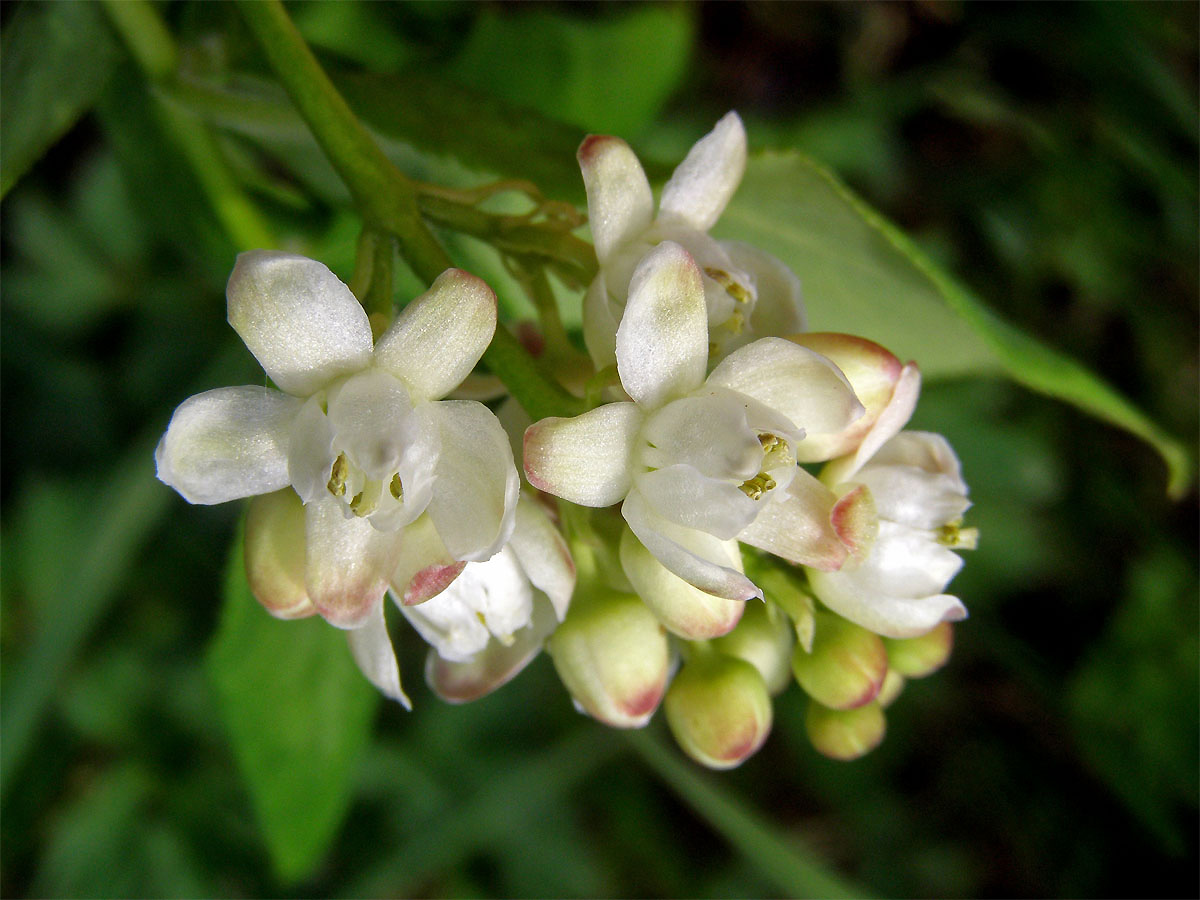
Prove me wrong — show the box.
[407,495,576,703]
[579,111,806,368]
[156,251,519,699]
[809,430,977,639]
[524,242,862,636]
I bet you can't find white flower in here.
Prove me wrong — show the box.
[579,111,806,369]
[808,430,977,639]
[524,242,861,638]
[156,251,520,703]
[408,495,576,703]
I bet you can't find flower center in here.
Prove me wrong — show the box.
[737,432,791,500]
[325,450,406,520]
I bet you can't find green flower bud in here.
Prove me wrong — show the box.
[884,622,954,678]
[875,668,905,709]
[806,701,886,761]
[712,600,796,695]
[547,590,669,728]
[791,612,888,709]
[665,654,773,770]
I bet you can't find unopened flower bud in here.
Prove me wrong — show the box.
[875,668,905,709]
[791,612,888,709]
[712,600,795,695]
[787,333,917,463]
[884,622,954,678]
[244,489,316,619]
[546,590,670,728]
[665,653,773,769]
[806,700,886,761]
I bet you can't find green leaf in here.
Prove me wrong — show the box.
[716,151,1192,496]
[445,6,694,137]
[0,0,120,198]
[206,533,378,883]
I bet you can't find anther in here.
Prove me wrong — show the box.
[738,473,777,500]
[327,453,348,497]
[703,266,751,304]
[389,473,404,501]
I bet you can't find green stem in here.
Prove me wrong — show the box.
[101,0,274,251]
[483,327,584,421]
[235,0,449,284]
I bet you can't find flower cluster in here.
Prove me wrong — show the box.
[156,112,975,767]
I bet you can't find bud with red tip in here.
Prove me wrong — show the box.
[665,652,773,769]
[791,611,888,709]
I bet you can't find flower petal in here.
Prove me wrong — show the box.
[425,597,556,704]
[737,468,850,571]
[622,489,761,601]
[373,269,497,402]
[244,489,315,619]
[616,242,710,408]
[226,251,372,397]
[721,240,807,337]
[420,400,519,562]
[620,527,744,639]
[855,521,964,599]
[389,513,465,605]
[155,386,301,504]
[523,402,642,507]
[639,391,763,480]
[304,497,400,628]
[582,272,620,369]
[346,601,411,708]
[286,394,336,504]
[635,465,759,541]
[578,134,654,262]
[658,111,747,232]
[324,369,416,479]
[808,566,967,640]
[822,364,921,484]
[509,496,576,621]
[708,337,863,435]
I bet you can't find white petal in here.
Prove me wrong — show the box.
[304,497,400,628]
[857,465,970,531]
[509,496,576,621]
[420,400,519,562]
[619,527,745,639]
[426,596,558,703]
[855,521,964,598]
[639,391,762,480]
[616,242,709,408]
[808,566,967,640]
[578,134,654,262]
[227,251,372,397]
[822,364,922,484]
[582,273,620,370]
[389,513,465,605]
[622,489,761,601]
[326,369,415,479]
[346,601,411,708]
[721,240,807,336]
[635,465,759,541]
[708,337,863,435]
[155,386,301,504]
[244,490,315,619]
[869,430,965,490]
[286,395,336,504]
[403,547,533,663]
[373,269,496,402]
[736,469,849,571]
[658,111,747,232]
[523,402,642,507]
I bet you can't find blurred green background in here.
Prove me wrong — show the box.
[2,1,1196,897]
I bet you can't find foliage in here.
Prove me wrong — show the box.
[2,2,1196,897]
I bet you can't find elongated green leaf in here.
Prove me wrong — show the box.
[206,536,378,883]
[0,0,120,197]
[717,151,1192,496]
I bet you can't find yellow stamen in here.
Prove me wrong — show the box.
[738,473,777,500]
[327,453,348,497]
[703,266,752,304]
[389,473,404,501]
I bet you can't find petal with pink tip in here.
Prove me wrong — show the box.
[523,402,642,507]
[737,468,850,571]
[227,251,372,397]
[373,269,497,402]
[578,135,654,262]
[304,497,401,628]
[244,489,315,619]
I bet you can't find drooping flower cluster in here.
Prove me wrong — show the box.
[156,111,975,767]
